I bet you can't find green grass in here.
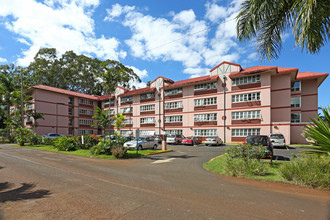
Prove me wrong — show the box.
[204,155,285,182]
[17,144,162,159]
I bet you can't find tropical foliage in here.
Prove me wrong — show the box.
[236,0,330,60]
[303,106,330,153]
[92,107,110,136]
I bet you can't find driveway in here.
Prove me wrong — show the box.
[0,144,328,220]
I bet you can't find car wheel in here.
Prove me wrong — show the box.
[153,144,157,150]
[206,144,208,146]
[138,145,143,151]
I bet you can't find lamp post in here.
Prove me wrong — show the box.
[56,102,65,134]
[223,75,226,144]
[158,90,161,135]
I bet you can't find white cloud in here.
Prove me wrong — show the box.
[0,0,125,66]
[0,57,8,63]
[127,66,148,88]
[104,3,135,21]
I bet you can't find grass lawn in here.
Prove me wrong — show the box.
[203,155,286,182]
[18,144,163,159]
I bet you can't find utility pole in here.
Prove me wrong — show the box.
[20,69,24,128]
[223,75,226,144]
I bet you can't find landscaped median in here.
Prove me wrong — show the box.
[16,144,171,159]
[203,145,330,190]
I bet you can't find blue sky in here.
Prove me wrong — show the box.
[0,0,329,107]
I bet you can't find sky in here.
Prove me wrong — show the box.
[0,0,329,107]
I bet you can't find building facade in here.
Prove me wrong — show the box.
[26,61,328,144]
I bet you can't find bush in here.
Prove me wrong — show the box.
[224,158,270,177]
[90,139,112,155]
[226,144,267,161]
[27,132,42,145]
[279,156,330,189]
[14,127,31,146]
[73,135,101,149]
[53,136,76,151]
[111,146,127,158]
[43,137,56,145]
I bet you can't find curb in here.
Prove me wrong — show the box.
[145,149,173,155]
[209,153,226,162]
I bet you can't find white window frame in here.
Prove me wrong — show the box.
[122,118,133,124]
[79,109,94,115]
[232,128,260,137]
[165,130,183,135]
[78,130,94,135]
[140,117,156,124]
[140,130,155,136]
[231,111,261,120]
[194,129,217,136]
[164,88,182,96]
[194,82,217,91]
[232,75,261,86]
[140,104,155,112]
[120,107,133,114]
[232,92,260,103]
[79,99,93,105]
[194,97,217,107]
[165,101,183,109]
[291,113,301,123]
[165,115,183,123]
[121,96,133,103]
[291,97,301,108]
[140,92,155,100]
[79,119,94,125]
[194,113,217,122]
[291,81,301,92]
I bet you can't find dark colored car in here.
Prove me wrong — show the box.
[43,133,62,138]
[243,135,273,157]
[181,137,202,146]
[153,134,163,144]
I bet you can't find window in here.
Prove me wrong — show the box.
[26,116,33,122]
[165,101,183,109]
[232,75,260,86]
[194,82,217,91]
[194,113,217,122]
[79,119,94,125]
[68,128,74,135]
[121,96,132,103]
[194,97,217,106]
[79,109,94,115]
[26,104,34,110]
[104,99,114,105]
[165,115,183,123]
[79,130,94,135]
[232,128,260,137]
[194,129,217,136]
[79,99,93,105]
[68,108,73,116]
[121,130,133,136]
[140,104,155,112]
[108,109,115,115]
[139,130,155,136]
[232,111,261,120]
[123,119,133,124]
[291,113,301,123]
[291,81,301,92]
[140,92,155,100]
[232,92,260,103]
[291,97,301,108]
[140,117,155,124]
[120,107,133,114]
[68,118,73,126]
[68,97,73,105]
[165,130,183,135]
[165,88,182,96]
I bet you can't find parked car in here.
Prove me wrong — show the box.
[205,136,223,146]
[153,134,163,144]
[269,133,286,148]
[104,135,116,141]
[181,137,202,146]
[166,134,185,144]
[43,133,62,138]
[243,135,273,157]
[123,136,158,150]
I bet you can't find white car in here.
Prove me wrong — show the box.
[205,136,223,146]
[269,133,286,148]
[166,134,185,144]
[123,137,158,150]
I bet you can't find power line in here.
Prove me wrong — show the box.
[145,18,236,52]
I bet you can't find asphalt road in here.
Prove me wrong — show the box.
[0,144,329,220]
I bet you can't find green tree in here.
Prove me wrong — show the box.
[25,109,45,132]
[304,106,330,153]
[91,107,110,136]
[236,0,330,60]
[112,113,126,135]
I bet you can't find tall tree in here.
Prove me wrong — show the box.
[91,107,110,136]
[25,109,45,132]
[236,0,330,60]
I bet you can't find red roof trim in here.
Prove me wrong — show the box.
[150,76,174,85]
[119,87,156,97]
[210,61,242,72]
[296,72,329,80]
[115,86,129,92]
[165,75,218,89]
[229,66,277,78]
[97,94,115,100]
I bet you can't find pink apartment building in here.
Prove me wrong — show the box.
[26,61,328,144]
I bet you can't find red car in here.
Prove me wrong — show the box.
[181,137,202,146]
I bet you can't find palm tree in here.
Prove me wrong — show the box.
[25,109,45,132]
[304,106,330,153]
[236,0,329,60]
[91,107,110,136]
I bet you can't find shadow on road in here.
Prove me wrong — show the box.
[273,155,291,161]
[0,182,51,203]
[141,154,197,161]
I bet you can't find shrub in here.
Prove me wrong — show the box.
[111,146,127,159]
[14,127,31,146]
[226,144,267,161]
[90,139,112,155]
[27,132,42,145]
[54,136,76,151]
[73,135,101,149]
[224,158,270,177]
[43,137,56,145]
[279,156,330,189]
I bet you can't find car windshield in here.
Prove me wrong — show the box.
[270,134,284,139]
[246,136,268,146]
[132,137,145,141]
[168,134,176,138]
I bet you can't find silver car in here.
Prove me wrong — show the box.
[269,133,286,148]
[166,134,184,144]
[205,136,223,146]
[123,137,158,150]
